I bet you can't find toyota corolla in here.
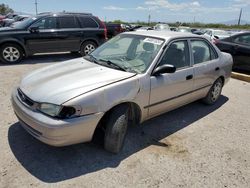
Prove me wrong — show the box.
[11,31,233,153]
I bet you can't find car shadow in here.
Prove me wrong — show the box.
[8,96,229,183]
[0,53,82,66]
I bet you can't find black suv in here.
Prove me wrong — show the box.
[0,12,107,64]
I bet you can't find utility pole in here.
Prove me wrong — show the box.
[148,14,151,26]
[35,0,38,15]
[238,8,242,26]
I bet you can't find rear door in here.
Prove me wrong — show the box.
[148,40,194,117]
[190,39,220,97]
[56,16,82,51]
[78,16,102,44]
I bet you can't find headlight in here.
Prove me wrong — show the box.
[38,103,80,119]
[38,103,62,117]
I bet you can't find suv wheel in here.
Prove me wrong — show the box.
[80,41,97,56]
[104,104,129,154]
[0,43,23,64]
[202,78,223,105]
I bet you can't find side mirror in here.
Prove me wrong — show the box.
[214,35,219,39]
[153,64,176,76]
[29,27,39,33]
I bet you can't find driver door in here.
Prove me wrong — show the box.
[25,17,61,54]
[148,40,194,118]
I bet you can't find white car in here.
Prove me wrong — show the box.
[12,31,233,153]
[204,29,230,42]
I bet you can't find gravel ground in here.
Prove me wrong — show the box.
[0,53,250,188]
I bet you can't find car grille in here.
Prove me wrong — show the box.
[17,88,35,107]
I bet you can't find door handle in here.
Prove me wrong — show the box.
[234,45,239,50]
[186,75,193,80]
[215,67,220,71]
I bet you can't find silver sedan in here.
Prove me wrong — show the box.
[11,31,233,153]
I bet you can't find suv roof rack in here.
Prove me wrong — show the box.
[38,12,92,16]
[61,11,92,15]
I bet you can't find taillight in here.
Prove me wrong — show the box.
[96,17,108,40]
[104,25,108,40]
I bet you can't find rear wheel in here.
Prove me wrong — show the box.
[0,43,23,64]
[202,78,223,105]
[80,41,97,56]
[104,105,129,154]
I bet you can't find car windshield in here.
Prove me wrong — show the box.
[12,17,37,29]
[87,34,164,74]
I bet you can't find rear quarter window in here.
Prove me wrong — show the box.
[58,16,80,28]
[78,17,99,28]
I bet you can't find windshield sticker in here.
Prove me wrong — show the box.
[143,38,163,45]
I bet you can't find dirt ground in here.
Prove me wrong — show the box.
[0,53,250,188]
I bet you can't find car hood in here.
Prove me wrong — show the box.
[19,58,136,104]
[0,27,22,33]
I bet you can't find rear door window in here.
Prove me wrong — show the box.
[79,17,98,28]
[58,16,80,28]
[191,40,218,65]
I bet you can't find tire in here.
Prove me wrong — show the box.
[104,104,129,154]
[202,78,223,105]
[0,43,24,64]
[80,41,97,56]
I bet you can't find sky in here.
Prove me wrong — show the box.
[1,0,250,23]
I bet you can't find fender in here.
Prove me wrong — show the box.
[0,38,28,57]
[80,38,100,49]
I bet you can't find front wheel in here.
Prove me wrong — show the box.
[104,105,129,154]
[0,43,23,64]
[80,41,97,56]
[202,78,223,105]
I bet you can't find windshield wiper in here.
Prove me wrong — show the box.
[99,59,127,72]
[84,54,102,65]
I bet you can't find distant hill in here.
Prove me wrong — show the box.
[220,19,250,25]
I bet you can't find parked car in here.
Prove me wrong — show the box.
[0,13,18,27]
[105,22,124,38]
[134,26,153,31]
[11,31,233,153]
[177,26,192,33]
[204,29,230,43]
[0,12,107,64]
[0,14,5,26]
[193,29,206,35]
[215,32,250,72]
[154,23,170,31]
[3,15,30,27]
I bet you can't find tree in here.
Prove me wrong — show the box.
[0,4,14,15]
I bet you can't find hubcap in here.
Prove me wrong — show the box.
[84,44,95,54]
[211,82,222,102]
[2,47,20,62]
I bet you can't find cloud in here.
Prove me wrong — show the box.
[104,1,244,16]
[145,0,200,11]
[103,6,126,11]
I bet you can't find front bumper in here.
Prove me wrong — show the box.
[11,89,104,146]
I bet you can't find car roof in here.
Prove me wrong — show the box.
[124,31,203,40]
